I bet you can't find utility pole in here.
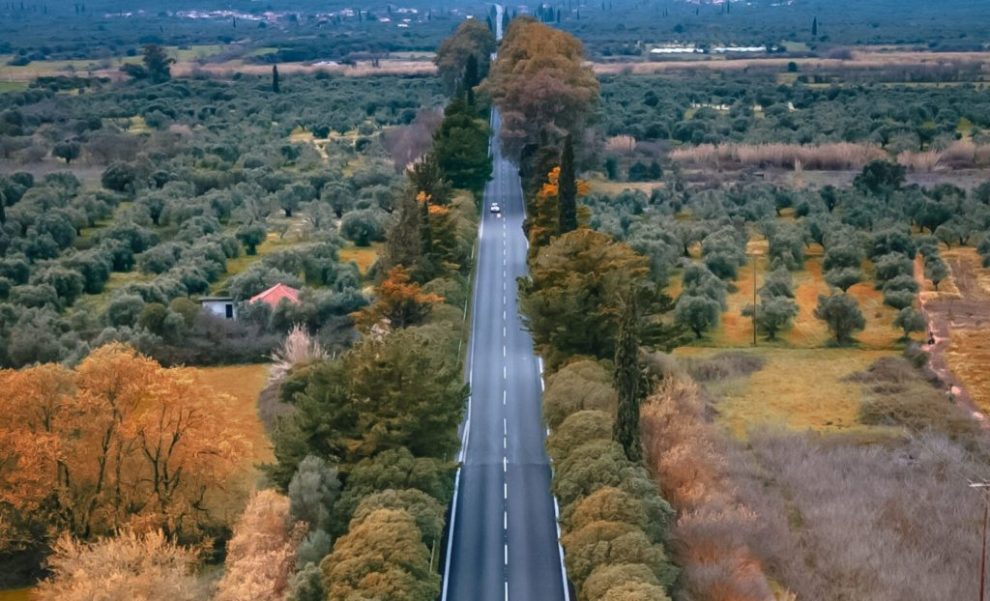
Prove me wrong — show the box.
[971,482,990,601]
[751,252,758,347]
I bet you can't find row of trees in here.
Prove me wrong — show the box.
[598,72,990,149]
[492,19,682,601]
[584,161,990,344]
[250,28,494,601]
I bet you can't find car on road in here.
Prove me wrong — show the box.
[490,203,501,214]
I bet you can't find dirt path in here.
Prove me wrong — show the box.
[915,253,988,423]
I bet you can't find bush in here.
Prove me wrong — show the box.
[35,530,206,601]
[543,360,617,429]
[547,410,613,464]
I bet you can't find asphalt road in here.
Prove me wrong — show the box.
[441,110,569,601]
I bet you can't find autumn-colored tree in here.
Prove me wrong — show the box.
[350,489,445,546]
[526,166,590,253]
[35,529,206,601]
[354,266,444,330]
[561,520,675,591]
[215,489,307,601]
[435,19,496,93]
[483,17,599,159]
[0,344,252,549]
[321,508,439,601]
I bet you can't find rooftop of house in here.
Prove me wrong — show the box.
[249,282,301,308]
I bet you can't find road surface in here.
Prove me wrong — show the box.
[441,110,569,601]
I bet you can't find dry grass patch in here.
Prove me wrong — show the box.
[947,330,990,414]
[195,364,273,463]
[195,364,273,519]
[588,179,664,196]
[339,242,382,275]
[706,253,900,349]
[675,347,898,437]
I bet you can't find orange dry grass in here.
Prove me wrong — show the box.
[669,142,887,171]
[947,330,990,414]
[641,376,776,601]
[711,254,900,349]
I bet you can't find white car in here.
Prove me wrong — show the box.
[490,203,501,214]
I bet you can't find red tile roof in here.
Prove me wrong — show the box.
[249,283,300,308]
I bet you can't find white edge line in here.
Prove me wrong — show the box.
[440,467,461,601]
[442,149,487,601]
[553,496,571,601]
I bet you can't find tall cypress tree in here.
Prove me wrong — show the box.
[272,64,280,93]
[557,134,578,234]
[812,17,818,36]
[613,294,644,462]
[463,54,479,107]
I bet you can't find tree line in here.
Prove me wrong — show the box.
[490,17,681,601]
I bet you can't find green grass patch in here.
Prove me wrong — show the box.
[0,81,27,94]
[170,44,227,61]
[781,41,810,52]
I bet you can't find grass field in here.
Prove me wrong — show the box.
[588,178,665,196]
[675,346,899,438]
[0,81,27,94]
[339,242,382,275]
[195,363,273,458]
[195,363,273,519]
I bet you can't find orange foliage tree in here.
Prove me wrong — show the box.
[0,344,253,550]
[483,17,599,159]
[526,165,590,252]
[215,489,307,601]
[354,266,444,331]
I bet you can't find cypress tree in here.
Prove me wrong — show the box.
[272,64,280,93]
[812,16,818,36]
[419,196,433,257]
[613,295,644,462]
[557,134,578,234]
[463,54,479,106]
[383,191,422,271]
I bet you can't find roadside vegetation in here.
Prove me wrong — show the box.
[0,19,494,601]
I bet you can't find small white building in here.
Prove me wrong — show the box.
[199,296,237,320]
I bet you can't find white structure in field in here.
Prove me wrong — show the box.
[199,296,237,320]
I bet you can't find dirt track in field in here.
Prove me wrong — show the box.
[917,250,990,424]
